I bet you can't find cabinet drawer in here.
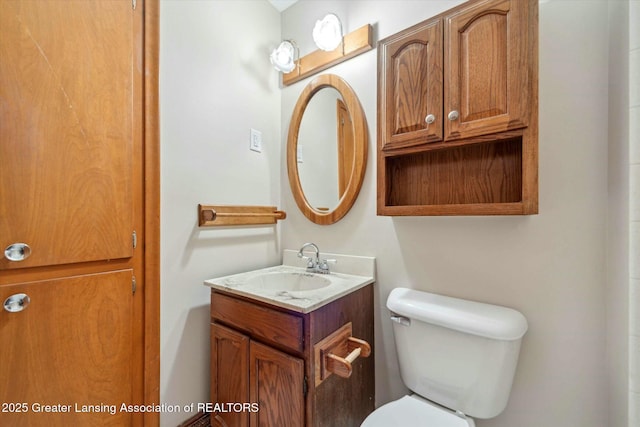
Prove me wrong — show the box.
[211,292,304,353]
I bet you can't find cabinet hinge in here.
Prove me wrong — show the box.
[132,231,137,249]
[132,0,136,10]
[303,376,308,397]
[132,276,137,295]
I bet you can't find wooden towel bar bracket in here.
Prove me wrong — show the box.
[198,204,286,227]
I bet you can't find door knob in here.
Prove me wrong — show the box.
[447,110,459,121]
[4,243,31,261]
[3,294,30,313]
[425,114,436,124]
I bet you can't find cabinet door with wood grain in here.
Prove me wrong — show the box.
[0,0,135,270]
[378,18,443,151]
[0,270,134,426]
[211,323,250,427]
[249,341,304,427]
[444,0,530,140]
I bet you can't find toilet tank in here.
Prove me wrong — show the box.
[387,288,528,419]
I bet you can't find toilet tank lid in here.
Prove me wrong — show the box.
[387,288,528,340]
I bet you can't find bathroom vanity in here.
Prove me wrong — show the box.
[205,251,375,427]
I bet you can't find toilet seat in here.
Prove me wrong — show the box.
[361,395,475,427]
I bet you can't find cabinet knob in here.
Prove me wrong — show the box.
[4,243,31,262]
[447,110,459,121]
[425,114,436,124]
[4,293,30,313]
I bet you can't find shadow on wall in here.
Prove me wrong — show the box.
[181,222,281,269]
[164,304,211,419]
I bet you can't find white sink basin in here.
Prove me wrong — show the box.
[204,251,375,313]
[243,271,331,294]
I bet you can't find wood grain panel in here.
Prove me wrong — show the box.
[0,270,133,426]
[309,285,374,427]
[445,0,528,140]
[379,19,443,150]
[0,0,134,269]
[249,341,304,427]
[393,43,431,134]
[386,138,522,206]
[337,99,354,198]
[211,324,249,427]
[460,12,508,121]
[211,292,304,353]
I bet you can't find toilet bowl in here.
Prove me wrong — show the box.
[361,394,475,427]
[362,288,527,426]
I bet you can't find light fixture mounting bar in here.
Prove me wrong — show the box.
[282,24,373,86]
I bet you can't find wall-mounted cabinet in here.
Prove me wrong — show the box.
[377,0,538,215]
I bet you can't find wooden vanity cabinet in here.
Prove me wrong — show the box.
[211,323,305,427]
[210,284,375,427]
[377,0,538,215]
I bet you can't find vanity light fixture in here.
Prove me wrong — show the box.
[279,23,373,86]
[312,13,343,51]
[270,40,298,73]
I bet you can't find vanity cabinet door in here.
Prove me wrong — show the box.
[379,18,443,151]
[249,341,304,427]
[211,323,250,427]
[444,0,529,141]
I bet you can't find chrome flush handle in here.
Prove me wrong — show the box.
[390,314,411,326]
[4,243,32,261]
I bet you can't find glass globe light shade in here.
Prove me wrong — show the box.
[270,41,297,73]
[312,14,343,51]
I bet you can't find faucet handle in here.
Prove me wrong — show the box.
[318,258,337,273]
[298,254,313,265]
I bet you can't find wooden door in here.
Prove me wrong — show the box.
[444,0,529,140]
[0,1,154,425]
[0,0,135,270]
[336,99,354,198]
[211,323,250,427]
[378,19,443,151]
[249,341,304,427]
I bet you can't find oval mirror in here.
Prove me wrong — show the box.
[287,74,368,225]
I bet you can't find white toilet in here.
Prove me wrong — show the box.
[362,288,528,427]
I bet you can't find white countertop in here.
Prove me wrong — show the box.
[204,250,375,313]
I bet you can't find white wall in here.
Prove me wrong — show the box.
[281,1,610,427]
[628,1,640,424]
[607,1,630,426]
[160,1,281,425]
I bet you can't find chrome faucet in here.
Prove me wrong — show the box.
[297,242,335,274]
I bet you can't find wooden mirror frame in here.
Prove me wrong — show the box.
[287,74,368,225]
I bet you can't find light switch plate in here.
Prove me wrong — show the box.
[250,128,262,153]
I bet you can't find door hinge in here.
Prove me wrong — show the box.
[303,376,308,397]
[132,0,136,10]
[132,276,137,295]
[132,231,137,249]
